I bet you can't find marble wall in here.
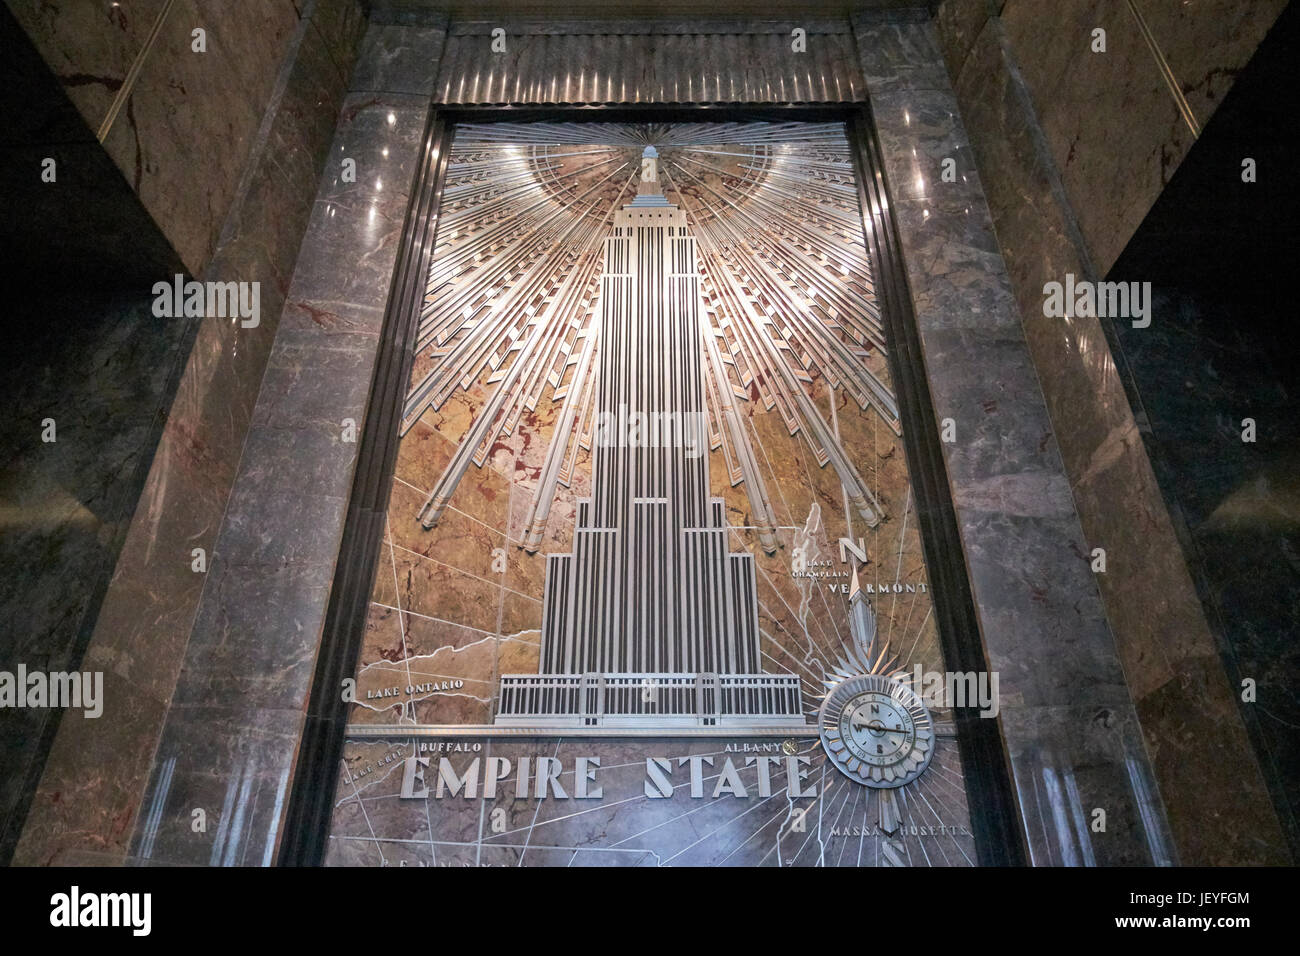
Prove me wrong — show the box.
[931,0,1291,862]
[5,0,320,275]
[11,2,1287,867]
[936,0,1288,275]
[116,20,448,867]
[0,292,196,862]
[851,9,1174,866]
[12,0,367,866]
[1104,2,1300,857]
[1110,286,1300,861]
[0,2,182,289]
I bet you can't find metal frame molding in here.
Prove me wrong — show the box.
[281,102,1026,867]
[278,110,455,867]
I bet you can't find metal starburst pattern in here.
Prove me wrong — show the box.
[405,122,901,552]
[334,122,976,868]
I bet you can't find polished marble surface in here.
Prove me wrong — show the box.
[1108,65,1300,854]
[932,0,1291,862]
[13,0,367,867]
[99,0,302,273]
[0,3,184,289]
[999,0,1192,276]
[0,292,196,863]
[1134,0,1289,130]
[351,21,448,96]
[933,0,992,82]
[124,45,443,863]
[11,3,1286,867]
[5,0,170,135]
[854,15,1177,866]
[992,0,1286,280]
[1123,294,1300,856]
[6,0,359,277]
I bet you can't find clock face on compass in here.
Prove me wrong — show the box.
[820,674,934,788]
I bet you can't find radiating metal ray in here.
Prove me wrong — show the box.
[407,122,899,554]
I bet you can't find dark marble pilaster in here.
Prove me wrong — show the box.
[13,0,367,867]
[123,23,446,865]
[1108,267,1300,858]
[855,15,1176,865]
[0,292,196,864]
[930,3,1290,863]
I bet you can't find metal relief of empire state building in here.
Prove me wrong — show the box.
[496,148,805,729]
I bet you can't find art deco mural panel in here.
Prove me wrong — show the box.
[326,121,981,866]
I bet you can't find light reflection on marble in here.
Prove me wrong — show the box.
[854,15,1177,865]
[934,1,1291,862]
[869,89,985,205]
[12,1,368,868]
[1110,279,1300,862]
[998,0,1192,276]
[0,292,195,862]
[126,74,439,864]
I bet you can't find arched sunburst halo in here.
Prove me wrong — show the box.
[406,122,898,552]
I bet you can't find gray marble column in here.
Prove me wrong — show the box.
[13,0,367,867]
[930,0,1290,864]
[123,21,448,866]
[852,11,1174,865]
